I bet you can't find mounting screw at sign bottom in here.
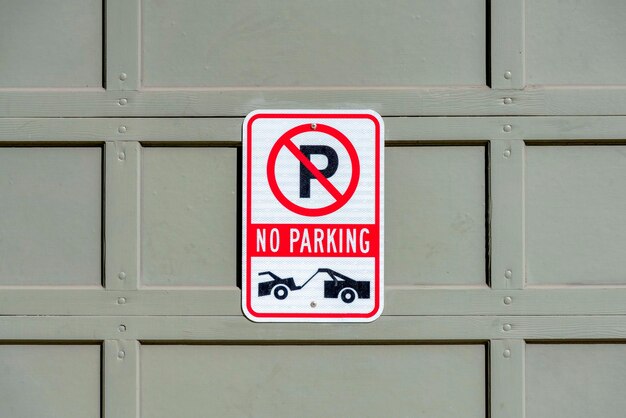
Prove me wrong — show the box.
[310,301,317,308]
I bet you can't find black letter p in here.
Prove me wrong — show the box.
[299,145,339,198]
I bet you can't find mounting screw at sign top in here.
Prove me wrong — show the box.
[504,71,512,80]
[311,123,317,130]
[310,301,317,308]
[503,124,512,133]
[503,349,512,358]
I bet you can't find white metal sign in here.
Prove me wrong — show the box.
[242,110,384,322]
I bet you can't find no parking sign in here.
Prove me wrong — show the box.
[242,110,384,322]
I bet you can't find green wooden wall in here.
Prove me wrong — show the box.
[2,1,626,417]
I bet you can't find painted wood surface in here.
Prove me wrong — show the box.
[2,2,626,417]
[0,0,102,88]
[0,147,102,285]
[140,344,485,418]
[141,0,486,88]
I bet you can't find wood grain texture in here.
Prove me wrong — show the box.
[526,343,626,418]
[106,0,140,90]
[141,0,486,88]
[0,0,102,88]
[140,344,485,418]
[386,146,486,285]
[141,147,237,287]
[3,2,626,416]
[526,0,626,86]
[0,344,101,418]
[526,145,626,285]
[103,340,139,418]
[4,116,626,143]
[0,315,626,340]
[490,140,525,289]
[3,288,626,316]
[105,142,140,290]
[491,0,525,89]
[491,340,525,418]
[2,87,626,116]
[0,147,102,286]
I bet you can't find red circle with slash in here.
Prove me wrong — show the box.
[266,123,360,217]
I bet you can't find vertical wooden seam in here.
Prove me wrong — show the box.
[105,141,140,290]
[103,340,140,418]
[490,139,525,289]
[106,0,141,90]
[490,339,525,418]
[491,0,525,89]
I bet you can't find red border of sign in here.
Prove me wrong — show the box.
[245,112,381,319]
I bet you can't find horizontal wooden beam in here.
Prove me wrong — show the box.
[3,116,626,142]
[1,86,626,117]
[1,315,626,341]
[2,287,626,316]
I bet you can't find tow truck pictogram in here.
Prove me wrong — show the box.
[257,268,370,303]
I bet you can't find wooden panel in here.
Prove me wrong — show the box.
[0,0,102,88]
[106,0,141,90]
[141,344,485,418]
[386,146,486,285]
[141,147,237,287]
[0,344,100,418]
[141,0,486,88]
[490,140,525,289]
[526,344,626,418]
[526,0,626,85]
[105,141,140,290]
[490,0,525,89]
[491,340,525,418]
[526,145,626,285]
[7,287,626,317]
[103,340,139,418]
[0,147,102,286]
[7,315,626,341]
[9,88,626,117]
[6,116,626,144]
